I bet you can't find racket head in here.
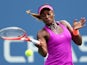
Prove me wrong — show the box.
[0,27,27,40]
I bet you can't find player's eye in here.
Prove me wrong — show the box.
[48,13,50,15]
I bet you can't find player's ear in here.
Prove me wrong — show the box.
[32,14,42,20]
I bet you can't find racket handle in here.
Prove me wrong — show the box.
[30,38,40,45]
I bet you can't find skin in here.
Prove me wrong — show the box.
[34,9,86,57]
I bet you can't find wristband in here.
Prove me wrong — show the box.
[73,29,79,36]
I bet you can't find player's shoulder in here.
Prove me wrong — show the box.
[58,20,71,27]
[37,29,48,37]
[38,29,46,34]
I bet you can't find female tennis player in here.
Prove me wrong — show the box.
[27,4,86,65]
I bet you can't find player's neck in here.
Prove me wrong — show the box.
[47,21,58,29]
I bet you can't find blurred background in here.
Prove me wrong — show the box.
[0,0,87,65]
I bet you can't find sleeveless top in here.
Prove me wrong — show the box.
[44,22,74,65]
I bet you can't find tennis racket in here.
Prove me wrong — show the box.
[0,26,40,44]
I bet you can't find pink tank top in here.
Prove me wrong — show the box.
[44,22,74,65]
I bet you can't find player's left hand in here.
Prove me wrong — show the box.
[73,17,86,30]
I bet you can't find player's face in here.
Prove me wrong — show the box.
[40,10,54,25]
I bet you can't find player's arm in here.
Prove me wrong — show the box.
[35,30,48,57]
[60,20,82,45]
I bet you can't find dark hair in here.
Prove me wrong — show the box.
[40,8,51,15]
